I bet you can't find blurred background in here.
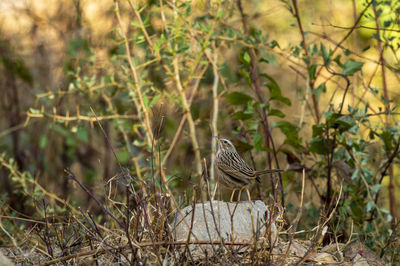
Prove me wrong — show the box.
[0,0,399,256]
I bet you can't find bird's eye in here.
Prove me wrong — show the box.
[223,140,228,144]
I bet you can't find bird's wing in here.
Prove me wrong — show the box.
[217,151,257,180]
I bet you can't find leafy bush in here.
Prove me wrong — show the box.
[0,0,399,263]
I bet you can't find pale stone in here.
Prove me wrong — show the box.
[173,200,278,259]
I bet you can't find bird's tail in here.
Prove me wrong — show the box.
[255,169,284,175]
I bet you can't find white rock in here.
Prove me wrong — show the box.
[173,200,278,258]
[0,250,13,266]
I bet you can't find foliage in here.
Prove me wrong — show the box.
[0,0,399,263]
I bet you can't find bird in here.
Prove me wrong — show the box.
[214,136,283,202]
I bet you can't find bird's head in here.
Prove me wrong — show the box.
[215,136,236,152]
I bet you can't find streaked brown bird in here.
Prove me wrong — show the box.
[214,136,283,202]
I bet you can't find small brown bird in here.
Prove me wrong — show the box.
[214,136,283,202]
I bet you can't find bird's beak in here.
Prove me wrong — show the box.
[214,136,220,142]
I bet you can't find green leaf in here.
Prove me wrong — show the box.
[226,28,237,38]
[220,62,239,82]
[362,45,370,52]
[226,92,253,105]
[383,20,391,27]
[143,94,149,109]
[29,108,40,114]
[2,56,33,85]
[350,200,362,218]
[66,135,77,147]
[333,55,343,67]
[217,10,224,19]
[261,73,291,106]
[149,94,161,108]
[369,130,375,140]
[371,184,382,194]
[312,44,318,55]
[308,64,317,81]
[243,52,251,65]
[380,131,394,152]
[312,82,326,101]
[312,124,325,137]
[76,127,89,143]
[335,115,356,133]
[253,134,263,152]
[39,135,47,149]
[245,120,259,131]
[320,43,330,65]
[259,56,269,64]
[244,103,257,114]
[238,68,252,85]
[232,111,253,120]
[281,172,291,188]
[274,121,301,149]
[342,60,364,75]
[117,149,130,164]
[365,201,376,213]
[309,137,328,155]
[325,112,342,129]
[351,168,359,180]
[268,109,285,118]
[131,21,141,28]
[269,40,279,48]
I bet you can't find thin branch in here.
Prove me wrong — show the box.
[372,4,397,226]
[64,169,124,228]
[236,0,284,206]
[281,169,305,264]
[314,21,400,33]
[172,56,202,177]
[372,137,400,212]
[295,184,343,265]
[114,2,154,149]
[0,157,79,214]
[127,0,173,76]
[39,240,257,266]
[210,50,219,185]
[291,0,320,123]
[161,64,209,167]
